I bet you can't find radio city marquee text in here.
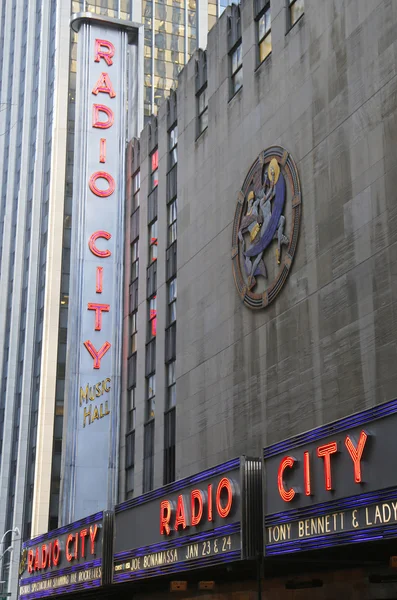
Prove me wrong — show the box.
[114,477,238,576]
[276,430,368,502]
[25,525,99,574]
[159,477,234,535]
[80,39,118,428]
[20,568,101,596]
[266,501,397,544]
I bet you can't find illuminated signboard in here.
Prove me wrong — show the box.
[19,512,113,599]
[263,398,397,555]
[61,14,142,522]
[113,457,262,582]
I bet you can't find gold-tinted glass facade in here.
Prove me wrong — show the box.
[143,0,197,117]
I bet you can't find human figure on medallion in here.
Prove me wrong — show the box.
[238,158,289,290]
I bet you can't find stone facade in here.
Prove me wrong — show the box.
[122,0,397,494]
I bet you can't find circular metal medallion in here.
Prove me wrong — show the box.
[231,147,302,309]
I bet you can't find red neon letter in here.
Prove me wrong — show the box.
[304,451,311,496]
[28,550,34,573]
[216,478,233,518]
[277,456,296,502]
[100,138,106,163]
[89,171,115,197]
[96,266,103,293]
[89,524,98,555]
[92,104,114,129]
[160,500,171,535]
[34,547,40,571]
[92,72,116,98]
[87,303,110,331]
[66,535,73,562]
[317,442,338,491]
[174,495,187,531]
[95,39,115,66]
[191,489,203,526]
[80,529,88,558]
[52,539,60,566]
[89,231,111,258]
[48,542,52,567]
[41,544,47,569]
[84,340,111,369]
[207,484,213,522]
[345,430,368,483]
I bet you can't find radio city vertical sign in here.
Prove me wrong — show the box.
[263,399,397,555]
[61,14,142,523]
[113,458,262,582]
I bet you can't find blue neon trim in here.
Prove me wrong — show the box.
[116,458,241,513]
[265,522,397,555]
[20,558,102,585]
[19,579,101,600]
[264,398,397,458]
[22,512,103,548]
[265,486,397,525]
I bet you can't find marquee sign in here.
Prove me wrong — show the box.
[263,398,397,555]
[113,457,262,582]
[19,512,113,599]
[61,14,142,523]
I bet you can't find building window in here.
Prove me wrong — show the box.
[163,407,175,485]
[143,420,155,492]
[197,85,208,135]
[128,387,136,431]
[167,361,176,409]
[147,374,156,419]
[131,239,139,281]
[230,42,243,96]
[167,198,177,246]
[169,125,178,168]
[258,4,271,63]
[125,430,135,496]
[126,387,135,496]
[148,295,157,339]
[168,277,177,325]
[151,149,158,189]
[132,170,140,212]
[289,0,304,28]
[149,220,158,262]
[130,311,137,355]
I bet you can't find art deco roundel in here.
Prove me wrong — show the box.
[231,147,302,309]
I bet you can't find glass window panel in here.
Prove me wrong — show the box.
[232,44,242,73]
[290,0,304,25]
[151,168,158,188]
[169,384,176,408]
[149,243,158,262]
[169,300,177,323]
[169,278,177,301]
[168,199,177,224]
[169,126,178,149]
[198,88,207,113]
[168,221,177,244]
[168,361,176,385]
[151,149,159,172]
[133,171,140,193]
[148,375,156,398]
[259,33,272,62]
[232,67,243,94]
[199,108,208,133]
